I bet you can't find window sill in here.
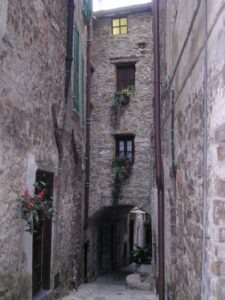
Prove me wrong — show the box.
[110,56,138,65]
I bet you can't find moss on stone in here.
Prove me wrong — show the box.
[0,273,31,300]
[0,286,8,297]
[60,261,73,290]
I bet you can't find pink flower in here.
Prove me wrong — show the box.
[23,190,29,197]
[37,191,45,199]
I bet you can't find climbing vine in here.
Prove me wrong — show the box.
[111,86,135,126]
[112,157,132,202]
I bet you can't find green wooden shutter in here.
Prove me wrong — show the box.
[73,28,80,112]
[81,58,85,125]
[82,0,92,22]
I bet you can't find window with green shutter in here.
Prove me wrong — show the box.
[82,0,92,23]
[73,28,80,112]
[81,57,85,125]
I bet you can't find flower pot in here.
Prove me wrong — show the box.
[122,95,129,105]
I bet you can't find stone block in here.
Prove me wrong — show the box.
[215,123,225,143]
[220,263,225,276]
[126,273,154,291]
[218,244,225,260]
[216,278,225,300]
[211,261,222,276]
[217,145,225,161]
[215,179,225,197]
[214,199,225,225]
[219,228,225,242]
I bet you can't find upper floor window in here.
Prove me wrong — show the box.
[115,135,135,163]
[116,64,135,91]
[112,17,128,35]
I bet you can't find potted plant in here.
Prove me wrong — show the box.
[130,245,152,266]
[111,85,135,113]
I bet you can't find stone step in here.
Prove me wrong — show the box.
[33,289,52,300]
[126,273,154,291]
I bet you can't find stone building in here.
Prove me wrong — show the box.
[0,1,155,297]
[2,0,225,299]
[0,0,91,298]
[88,3,154,279]
[158,0,225,299]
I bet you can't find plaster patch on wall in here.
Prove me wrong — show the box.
[0,0,8,43]
[23,153,37,275]
[26,153,37,196]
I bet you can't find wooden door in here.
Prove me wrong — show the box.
[129,219,134,253]
[98,224,103,270]
[32,170,54,296]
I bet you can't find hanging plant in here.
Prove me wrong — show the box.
[111,86,134,127]
[111,85,135,112]
[17,183,55,234]
[112,157,132,201]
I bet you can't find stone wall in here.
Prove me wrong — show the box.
[159,0,225,299]
[0,0,87,298]
[90,4,154,217]
[206,1,225,299]
[87,3,154,280]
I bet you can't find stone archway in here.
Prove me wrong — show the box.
[88,205,152,279]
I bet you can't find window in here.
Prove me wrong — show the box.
[116,64,135,91]
[73,28,80,112]
[112,17,128,35]
[115,135,135,163]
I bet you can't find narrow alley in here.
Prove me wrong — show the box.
[0,0,225,299]
[62,272,157,300]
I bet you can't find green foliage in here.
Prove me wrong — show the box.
[111,86,135,113]
[17,182,55,234]
[112,157,132,200]
[130,245,152,265]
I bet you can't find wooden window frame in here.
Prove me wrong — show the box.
[112,17,128,36]
[116,64,135,91]
[115,135,135,164]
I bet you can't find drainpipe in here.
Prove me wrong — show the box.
[84,17,92,284]
[153,0,165,299]
[84,20,92,230]
[201,0,208,299]
[65,0,75,104]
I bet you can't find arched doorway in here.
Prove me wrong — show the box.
[88,205,152,278]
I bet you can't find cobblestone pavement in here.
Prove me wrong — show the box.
[62,272,158,300]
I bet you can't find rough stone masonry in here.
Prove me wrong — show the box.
[87,3,154,279]
[159,0,225,299]
[90,4,154,218]
[0,0,88,298]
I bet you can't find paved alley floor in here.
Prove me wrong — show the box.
[62,272,158,300]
